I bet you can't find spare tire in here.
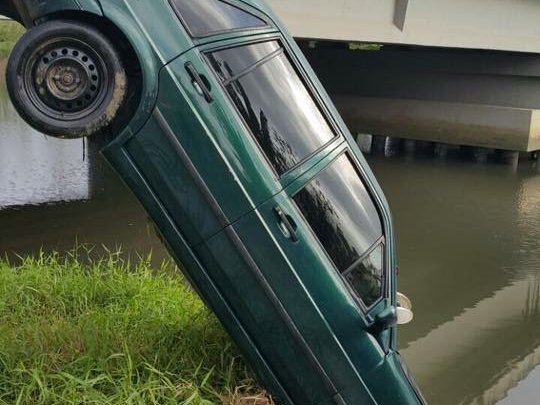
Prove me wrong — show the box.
[6,20,127,139]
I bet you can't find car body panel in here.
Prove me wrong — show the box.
[100,0,192,65]
[196,227,352,405]
[2,0,102,26]
[163,47,282,213]
[0,2,23,22]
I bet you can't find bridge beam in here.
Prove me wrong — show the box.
[302,44,540,152]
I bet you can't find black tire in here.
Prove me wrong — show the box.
[6,20,127,139]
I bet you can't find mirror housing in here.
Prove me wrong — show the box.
[369,306,398,335]
[396,292,414,325]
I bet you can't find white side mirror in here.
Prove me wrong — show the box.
[397,292,412,310]
[396,292,414,325]
[397,307,414,325]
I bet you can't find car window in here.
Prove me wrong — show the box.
[293,153,384,307]
[344,244,384,307]
[170,0,267,38]
[207,41,336,176]
[207,41,280,82]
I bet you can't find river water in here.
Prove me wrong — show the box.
[1,59,539,404]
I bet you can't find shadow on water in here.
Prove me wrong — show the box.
[1,52,540,404]
[366,140,540,405]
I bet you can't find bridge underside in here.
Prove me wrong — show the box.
[300,43,540,152]
[264,0,540,153]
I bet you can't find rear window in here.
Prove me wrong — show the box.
[207,41,336,176]
[170,0,267,38]
[293,153,385,307]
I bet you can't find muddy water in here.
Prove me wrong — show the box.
[1,58,540,404]
[367,151,540,405]
[0,60,90,208]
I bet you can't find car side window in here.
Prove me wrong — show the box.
[170,0,267,38]
[343,244,384,308]
[293,153,385,308]
[206,41,337,176]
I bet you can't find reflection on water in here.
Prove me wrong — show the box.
[366,148,540,405]
[0,61,90,208]
[499,364,540,405]
[0,59,166,262]
[1,55,540,404]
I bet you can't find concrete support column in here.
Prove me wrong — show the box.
[385,137,402,157]
[357,133,374,154]
[372,135,387,154]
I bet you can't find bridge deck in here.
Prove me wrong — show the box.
[266,0,540,54]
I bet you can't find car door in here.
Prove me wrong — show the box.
[226,143,399,400]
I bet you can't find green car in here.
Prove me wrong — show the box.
[3,0,425,404]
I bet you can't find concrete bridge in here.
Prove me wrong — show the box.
[267,0,540,153]
[266,0,540,54]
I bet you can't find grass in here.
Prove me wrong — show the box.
[348,43,383,52]
[0,20,25,58]
[0,251,272,404]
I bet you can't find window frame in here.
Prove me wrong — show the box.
[169,0,271,39]
[290,151,388,313]
[202,37,341,180]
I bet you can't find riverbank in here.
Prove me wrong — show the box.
[0,252,271,404]
[0,20,24,58]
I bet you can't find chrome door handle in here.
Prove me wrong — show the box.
[273,206,298,242]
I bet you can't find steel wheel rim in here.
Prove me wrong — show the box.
[24,37,109,121]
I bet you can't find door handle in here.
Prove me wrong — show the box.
[273,206,298,242]
[185,62,213,103]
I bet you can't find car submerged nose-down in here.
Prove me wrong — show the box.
[2,0,426,404]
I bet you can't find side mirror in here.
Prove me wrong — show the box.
[368,306,397,336]
[397,292,414,325]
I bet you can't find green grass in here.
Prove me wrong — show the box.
[348,43,383,52]
[0,252,271,404]
[0,21,25,58]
